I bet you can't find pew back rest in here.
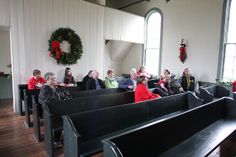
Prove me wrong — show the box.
[205,85,230,98]
[233,92,236,101]
[64,92,201,142]
[104,98,228,157]
[198,88,214,104]
[45,91,134,116]
[69,88,125,98]
[23,89,40,105]
[66,102,149,141]
[149,92,202,119]
[18,84,28,100]
[148,94,187,119]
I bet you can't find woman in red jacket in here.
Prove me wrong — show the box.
[135,75,161,102]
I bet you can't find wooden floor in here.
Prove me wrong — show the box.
[0,99,48,157]
[0,99,235,157]
[0,99,103,157]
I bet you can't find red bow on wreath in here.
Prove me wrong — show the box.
[179,39,187,63]
[49,40,64,60]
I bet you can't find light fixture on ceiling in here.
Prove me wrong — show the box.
[166,0,170,3]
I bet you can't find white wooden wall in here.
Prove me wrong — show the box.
[104,7,144,44]
[0,0,10,26]
[0,0,144,113]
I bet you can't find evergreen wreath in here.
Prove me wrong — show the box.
[48,27,83,65]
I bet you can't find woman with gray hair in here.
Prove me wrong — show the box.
[119,68,138,91]
[38,72,72,149]
[39,72,71,104]
[39,72,71,149]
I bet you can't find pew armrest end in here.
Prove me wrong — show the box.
[103,140,123,157]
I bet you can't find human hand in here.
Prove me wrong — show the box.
[128,85,133,89]
[58,83,65,86]
[36,83,42,88]
[179,87,184,92]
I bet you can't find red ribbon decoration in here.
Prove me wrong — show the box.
[49,40,64,60]
[179,44,187,63]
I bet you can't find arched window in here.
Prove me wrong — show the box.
[221,0,236,81]
[144,9,162,76]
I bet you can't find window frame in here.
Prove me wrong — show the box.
[144,8,163,76]
[218,0,234,81]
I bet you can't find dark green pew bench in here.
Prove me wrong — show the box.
[103,97,236,157]
[62,92,202,157]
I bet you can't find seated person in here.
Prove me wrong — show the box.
[63,67,75,86]
[137,65,151,79]
[86,70,105,90]
[81,70,93,89]
[38,72,71,148]
[232,80,236,92]
[28,69,46,90]
[161,69,176,79]
[135,75,160,103]
[119,68,137,91]
[105,69,118,88]
[161,69,170,79]
[179,68,196,92]
[39,72,72,104]
[169,75,184,94]
[156,76,170,96]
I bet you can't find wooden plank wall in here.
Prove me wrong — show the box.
[0,75,13,99]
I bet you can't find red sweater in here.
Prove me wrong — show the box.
[28,77,46,90]
[135,83,160,102]
[232,81,236,92]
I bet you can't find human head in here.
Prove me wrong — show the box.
[137,76,148,85]
[44,72,57,86]
[88,70,93,77]
[183,68,190,76]
[164,69,170,76]
[139,65,146,72]
[65,67,72,76]
[107,69,114,78]
[130,68,137,80]
[33,69,41,80]
[92,70,99,79]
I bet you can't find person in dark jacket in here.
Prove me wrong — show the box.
[39,72,71,104]
[179,68,195,92]
[85,70,105,90]
[39,72,71,149]
[81,70,93,90]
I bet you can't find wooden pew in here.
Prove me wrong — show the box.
[32,87,126,142]
[69,88,126,98]
[197,85,230,104]
[18,84,28,116]
[24,86,80,128]
[233,92,236,100]
[62,92,202,157]
[23,89,40,127]
[42,91,134,157]
[200,85,230,100]
[102,97,236,157]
